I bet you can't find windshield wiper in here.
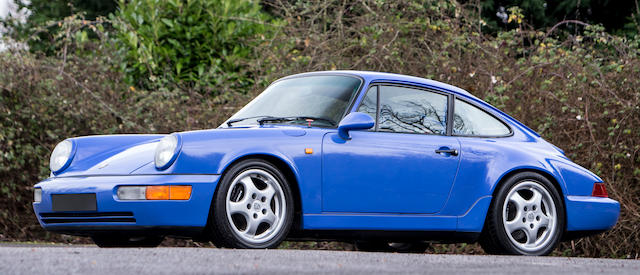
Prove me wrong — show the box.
[226,115,275,127]
[257,116,337,127]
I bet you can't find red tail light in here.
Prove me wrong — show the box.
[592,182,608,198]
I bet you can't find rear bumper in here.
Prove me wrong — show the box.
[33,174,219,236]
[565,195,620,231]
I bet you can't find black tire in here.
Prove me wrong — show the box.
[480,172,565,256]
[91,235,164,248]
[209,159,294,249]
[355,241,429,253]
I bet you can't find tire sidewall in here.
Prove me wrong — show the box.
[212,159,294,248]
[492,172,565,256]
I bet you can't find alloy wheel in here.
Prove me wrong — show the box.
[502,180,558,253]
[225,169,287,245]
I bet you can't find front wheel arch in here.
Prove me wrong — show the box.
[208,158,295,248]
[201,155,302,246]
[215,154,303,231]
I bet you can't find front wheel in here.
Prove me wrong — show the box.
[209,159,294,248]
[480,172,564,256]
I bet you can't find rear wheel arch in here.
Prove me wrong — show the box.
[492,168,565,202]
[490,169,567,230]
[481,169,567,255]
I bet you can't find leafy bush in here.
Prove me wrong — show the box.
[1,0,117,54]
[111,0,271,92]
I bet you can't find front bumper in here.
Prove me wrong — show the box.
[565,195,620,231]
[33,174,219,236]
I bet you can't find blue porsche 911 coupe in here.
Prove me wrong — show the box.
[33,71,619,255]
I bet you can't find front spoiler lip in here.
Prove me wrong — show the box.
[33,174,220,236]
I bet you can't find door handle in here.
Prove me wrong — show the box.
[435,148,458,156]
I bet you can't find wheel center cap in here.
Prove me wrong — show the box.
[253,202,261,210]
[527,212,535,221]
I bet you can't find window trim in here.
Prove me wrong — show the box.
[451,95,514,138]
[356,83,451,136]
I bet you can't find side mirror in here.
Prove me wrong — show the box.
[338,112,374,140]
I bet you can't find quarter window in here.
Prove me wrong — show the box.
[376,86,448,135]
[453,99,510,136]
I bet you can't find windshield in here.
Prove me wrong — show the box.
[225,75,362,127]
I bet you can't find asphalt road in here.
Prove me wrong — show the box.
[1,244,638,274]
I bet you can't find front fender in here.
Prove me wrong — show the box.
[131,127,328,214]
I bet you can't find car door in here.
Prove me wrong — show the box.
[321,84,461,214]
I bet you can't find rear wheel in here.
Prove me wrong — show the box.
[209,159,294,248]
[91,235,164,248]
[480,172,564,256]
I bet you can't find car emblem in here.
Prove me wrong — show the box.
[253,202,261,210]
[527,212,535,221]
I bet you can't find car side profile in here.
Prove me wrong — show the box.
[33,71,619,255]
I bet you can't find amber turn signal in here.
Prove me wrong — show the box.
[146,186,170,200]
[143,185,192,200]
[169,185,192,200]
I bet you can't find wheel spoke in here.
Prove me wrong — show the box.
[228,201,249,216]
[261,210,277,226]
[509,192,527,210]
[539,214,550,227]
[529,190,543,207]
[525,228,537,245]
[260,184,276,202]
[245,217,260,236]
[240,177,259,196]
[505,219,526,234]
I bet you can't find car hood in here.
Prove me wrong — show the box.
[54,134,165,177]
[53,126,317,177]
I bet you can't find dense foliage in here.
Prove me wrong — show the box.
[111,0,271,91]
[3,0,117,54]
[1,0,639,258]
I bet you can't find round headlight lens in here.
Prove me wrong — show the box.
[50,140,74,173]
[155,135,180,170]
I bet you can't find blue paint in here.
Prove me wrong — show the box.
[33,71,619,240]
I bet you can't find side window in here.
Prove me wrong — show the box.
[356,86,378,128]
[453,99,510,136]
[378,86,448,135]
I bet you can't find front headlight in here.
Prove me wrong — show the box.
[50,140,75,174]
[154,134,181,170]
